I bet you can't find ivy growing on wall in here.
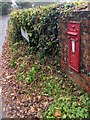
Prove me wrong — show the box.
[8,2,87,58]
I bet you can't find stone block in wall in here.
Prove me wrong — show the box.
[67,69,90,94]
[82,27,89,33]
[61,34,66,40]
[81,33,89,41]
[82,19,90,26]
[82,59,90,65]
[86,65,90,71]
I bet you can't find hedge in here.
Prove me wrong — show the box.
[8,2,87,58]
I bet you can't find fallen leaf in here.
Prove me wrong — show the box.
[48,97,54,101]
[37,95,42,101]
[6,75,12,79]
[54,108,62,118]
[42,102,48,107]
[3,107,5,112]
[30,106,35,113]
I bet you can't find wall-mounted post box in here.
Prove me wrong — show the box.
[67,21,80,72]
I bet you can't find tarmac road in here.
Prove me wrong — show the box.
[0,15,9,119]
[0,15,9,54]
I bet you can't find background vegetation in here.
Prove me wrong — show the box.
[0,2,54,16]
[0,2,12,15]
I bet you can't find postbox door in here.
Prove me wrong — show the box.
[68,22,80,72]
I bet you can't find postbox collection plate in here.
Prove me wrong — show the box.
[68,21,80,72]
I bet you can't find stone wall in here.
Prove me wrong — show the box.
[59,10,90,94]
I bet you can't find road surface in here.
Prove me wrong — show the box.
[0,15,9,119]
[0,15,9,54]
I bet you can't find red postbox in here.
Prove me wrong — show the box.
[67,21,80,72]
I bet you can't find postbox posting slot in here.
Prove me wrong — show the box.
[71,39,75,53]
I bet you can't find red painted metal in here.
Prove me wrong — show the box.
[68,21,80,72]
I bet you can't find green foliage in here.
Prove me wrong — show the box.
[44,89,90,119]
[45,94,90,119]
[8,4,61,57]
[43,79,61,97]
[9,2,85,59]
[41,76,90,119]
[20,63,26,70]
[10,58,17,68]
[25,66,39,84]
[16,70,23,81]
[16,63,39,84]
[16,63,26,81]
